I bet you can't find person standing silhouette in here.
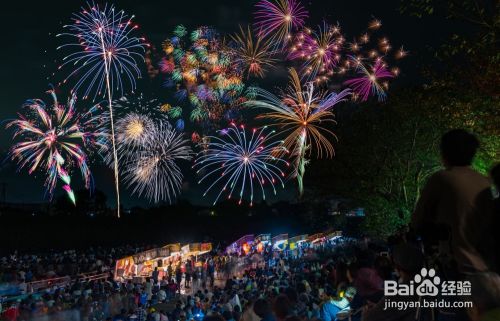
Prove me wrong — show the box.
[412,129,491,273]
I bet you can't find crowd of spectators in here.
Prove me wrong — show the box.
[0,245,157,294]
[1,129,499,321]
[1,236,497,321]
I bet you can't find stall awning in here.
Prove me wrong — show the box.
[182,242,213,257]
[272,233,289,250]
[226,234,254,253]
[308,233,325,244]
[162,243,181,254]
[255,234,271,243]
[131,247,171,264]
[325,231,342,240]
[289,234,308,249]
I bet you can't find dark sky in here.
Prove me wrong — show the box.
[0,0,456,207]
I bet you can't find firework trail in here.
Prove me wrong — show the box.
[245,68,350,196]
[57,2,146,216]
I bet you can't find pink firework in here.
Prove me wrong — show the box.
[288,22,343,82]
[159,58,175,73]
[6,88,105,203]
[254,0,308,48]
[344,57,395,102]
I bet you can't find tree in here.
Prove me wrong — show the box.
[305,0,499,237]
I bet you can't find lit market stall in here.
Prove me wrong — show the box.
[226,234,255,255]
[288,234,308,257]
[272,233,289,251]
[181,243,213,265]
[254,233,271,253]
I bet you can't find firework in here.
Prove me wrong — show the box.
[6,88,105,204]
[284,16,406,89]
[194,123,288,206]
[111,94,168,122]
[116,113,152,147]
[230,25,277,78]
[344,57,394,101]
[160,25,249,129]
[107,112,155,169]
[101,95,170,167]
[245,68,350,195]
[123,121,192,203]
[395,46,408,59]
[254,0,308,48]
[57,3,146,100]
[368,18,382,30]
[288,22,343,82]
[57,2,146,216]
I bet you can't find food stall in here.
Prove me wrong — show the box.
[289,234,308,250]
[272,233,289,251]
[182,243,212,259]
[254,233,271,253]
[114,247,170,282]
[132,247,171,282]
[226,234,254,256]
[308,233,326,247]
[114,256,136,282]
[325,230,343,243]
[288,234,308,257]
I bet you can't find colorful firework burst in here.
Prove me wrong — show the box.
[115,113,153,148]
[344,57,394,101]
[57,2,146,100]
[6,88,105,204]
[123,121,192,204]
[111,94,169,124]
[245,68,351,196]
[194,123,289,206]
[254,0,308,48]
[57,2,147,216]
[288,22,344,82]
[285,17,406,89]
[160,25,249,129]
[100,95,171,168]
[230,25,277,78]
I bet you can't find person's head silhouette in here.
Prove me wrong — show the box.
[440,129,479,168]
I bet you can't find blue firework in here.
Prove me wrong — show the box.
[57,2,146,100]
[193,123,289,206]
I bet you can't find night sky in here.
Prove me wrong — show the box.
[0,0,459,207]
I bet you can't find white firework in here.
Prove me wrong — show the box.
[123,121,192,203]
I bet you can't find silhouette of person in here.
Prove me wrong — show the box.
[412,129,491,273]
[471,164,500,273]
